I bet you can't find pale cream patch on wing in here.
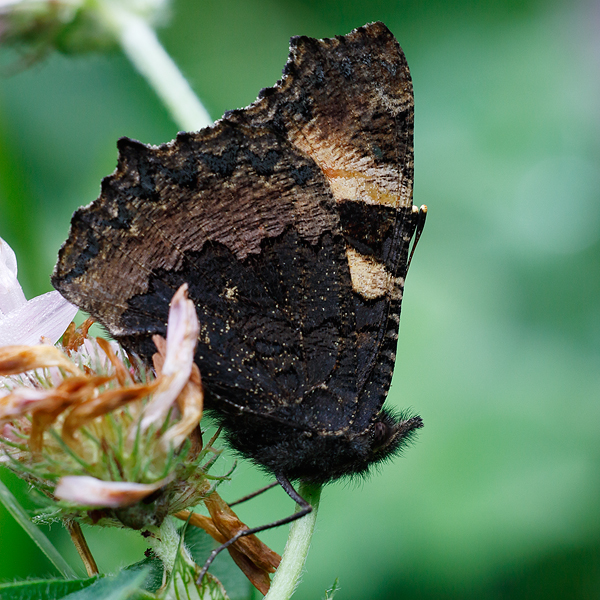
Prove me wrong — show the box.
[288,132,412,208]
[346,246,393,300]
[325,168,402,208]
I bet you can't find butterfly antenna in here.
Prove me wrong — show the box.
[196,474,312,584]
[407,204,427,271]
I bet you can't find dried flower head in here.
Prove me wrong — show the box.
[0,284,215,527]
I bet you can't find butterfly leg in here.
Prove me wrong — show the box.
[196,474,312,584]
[228,481,279,507]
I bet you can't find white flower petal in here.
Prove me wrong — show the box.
[140,284,199,430]
[0,291,78,346]
[163,284,199,378]
[54,475,167,508]
[0,238,26,317]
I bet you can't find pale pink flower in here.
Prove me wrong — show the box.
[0,237,78,346]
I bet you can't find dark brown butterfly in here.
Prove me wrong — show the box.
[53,21,425,576]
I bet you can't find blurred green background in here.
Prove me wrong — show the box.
[1,0,600,598]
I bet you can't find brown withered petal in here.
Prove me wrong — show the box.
[151,335,167,373]
[227,546,274,596]
[61,318,94,352]
[58,375,113,394]
[0,375,111,425]
[30,410,66,454]
[0,387,69,421]
[95,337,132,386]
[62,382,158,448]
[175,509,277,595]
[161,365,203,450]
[204,492,281,573]
[0,376,112,453]
[176,510,221,539]
[0,345,83,377]
[152,351,164,376]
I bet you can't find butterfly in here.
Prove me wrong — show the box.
[52,20,425,572]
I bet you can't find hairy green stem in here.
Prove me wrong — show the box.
[264,483,322,600]
[150,516,181,573]
[96,1,212,132]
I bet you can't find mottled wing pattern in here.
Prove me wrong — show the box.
[225,22,416,429]
[52,22,416,436]
[53,122,359,429]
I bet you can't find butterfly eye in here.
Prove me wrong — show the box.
[372,420,390,450]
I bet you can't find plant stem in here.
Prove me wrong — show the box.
[151,516,182,573]
[96,2,213,132]
[65,519,99,577]
[264,482,322,600]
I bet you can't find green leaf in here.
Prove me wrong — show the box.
[184,526,254,600]
[0,478,78,578]
[324,578,340,599]
[198,572,233,600]
[61,568,153,600]
[0,577,96,600]
[124,556,165,594]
